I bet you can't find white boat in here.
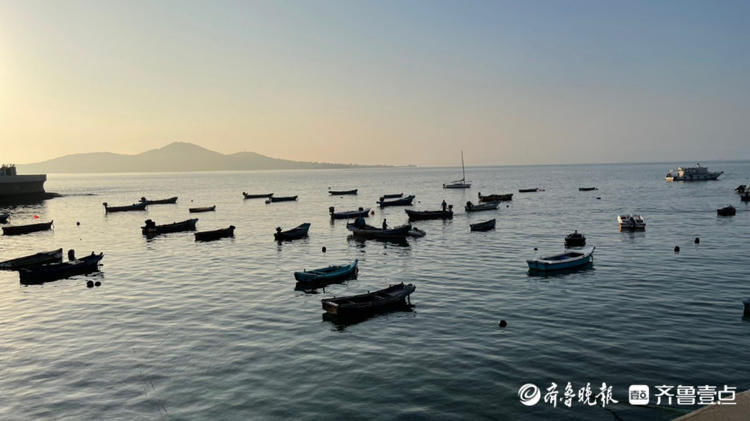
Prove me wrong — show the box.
[527,247,595,272]
[618,214,646,231]
[666,163,723,181]
[443,151,471,189]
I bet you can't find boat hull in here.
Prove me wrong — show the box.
[377,195,415,207]
[527,248,595,272]
[478,193,513,203]
[195,226,235,241]
[142,219,198,236]
[189,206,216,213]
[0,249,63,270]
[19,253,103,284]
[2,221,53,236]
[346,223,411,239]
[243,192,273,199]
[294,260,358,287]
[321,283,415,318]
[274,223,311,241]
[470,219,496,231]
[405,209,453,221]
[329,189,357,195]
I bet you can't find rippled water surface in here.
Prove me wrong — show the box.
[1,163,749,420]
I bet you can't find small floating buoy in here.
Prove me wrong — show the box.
[744,299,750,317]
[674,246,680,253]
[94,281,101,287]
[322,246,327,253]
[596,197,601,200]
[506,205,509,208]
[694,237,700,244]
[86,281,94,288]
[76,221,80,226]
[533,247,538,251]
[498,320,507,328]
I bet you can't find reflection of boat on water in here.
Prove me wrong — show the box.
[666,163,723,181]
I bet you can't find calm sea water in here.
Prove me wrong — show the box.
[1,162,749,421]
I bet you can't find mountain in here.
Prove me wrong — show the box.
[18,142,368,173]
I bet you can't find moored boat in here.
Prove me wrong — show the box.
[266,195,298,203]
[243,192,273,199]
[346,222,412,239]
[736,185,747,194]
[19,252,103,284]
[579,187,598,191]
[195,225,235,241]
[294,259,358,287]
[328,189,357,195]
[377,195,415,207]
[274,223,311,241]
[465,201,499,212]
[2,220,53,236]
[405,207,453,221]
[564,230,586,247]
[666,164,723,181]
[103,201,147,213]
[189,205,216,213]
[478,192,513,202]
[141,218,198,236]
[321,282,415,318]
[329,206,370,220]
[140,196,178,205]
[527,247,595,272]
[380,193,403,199]
[717,206,736,216]
[618,215,646,231]
[519,188,543,193]
[0,248,63,270]
[443,151,471,189]
[470,218,496,231]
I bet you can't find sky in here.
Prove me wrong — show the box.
[1,0,749,166]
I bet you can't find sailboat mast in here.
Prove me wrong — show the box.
[461,151,465,181]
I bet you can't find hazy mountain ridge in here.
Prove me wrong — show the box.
[18,142,370,173]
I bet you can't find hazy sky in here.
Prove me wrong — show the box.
[1,0,749,166]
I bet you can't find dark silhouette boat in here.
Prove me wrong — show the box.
[735,185,747,194]
[346,222,411,239]
[0,248,63,270]
[478,192,513,202]
[0,213,9,223]
[565,230,586,247]
[579,187,598,191]
[519,188,543,193]
[377,195,414,207]
[321,283,415,318]
[266,195,298,203]
[189,205,215,213]
[470,218,496,231]
[2,220,53,236]
[139,196,177,205]
[243,192,273,199]
[380,193,403,200]
[465,201,498,212]
[294,259,358,288]
[195,225,235,241]
[141,218,198,236]
[329,189,357,195]
[19,252,103,284]
[329,206,370,219]
[717,206,736,216]
[274,223,311,241]
[405,208,453,221]
[103,201,147,213]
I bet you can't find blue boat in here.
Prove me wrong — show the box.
[527,247,595,272]
[294,259,358,287]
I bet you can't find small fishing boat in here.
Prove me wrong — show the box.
[736,185,747,194]
[294,259,358,287]
[329,206,370,220]
[266,195,298,204]
[0,248,63,270]
[321,282,416,317]
[189,205,216,213]
[564,230,586,247]
[717,206,736,216]
[2,220,53,236]
[195,225,235,241]
[618,215,646,231]
[465,201,498,212]
[519,188,543,193]
[443,151,471,189]
[527,247,595,272]
[19,252,103,284]
[405,208,453,221]
[408,227,426,238]
[579,187,598,191]
[141,218,198,236]
[328,189,357,195]
[243,192,273,199]
[0,213,9,223]
[140,196,178,205]
[380,193,403,200]
[103,201,148,213]
[346,222,412,239]
[377,195,415,207]
[478,192,513,202]
[274,223,311,241]
[470,218,496,231]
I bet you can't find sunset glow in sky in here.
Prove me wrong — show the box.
[1,0,749,166]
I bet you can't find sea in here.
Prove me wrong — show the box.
[1,162,749,421]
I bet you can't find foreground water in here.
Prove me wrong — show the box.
[1,162,749,420]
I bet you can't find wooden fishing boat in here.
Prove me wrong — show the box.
[465,201,498,212]
[0,248,63,270]
[405,208,453,221]
[443,151,471,189]
[618,215,646,231]
[141,218,198,236]
[321,282,415,317]
[140,196,178,205]
[266,195,298,203]
[564,230,586,247]
[527,247,595,272]
[717,205,736,216]
[2,220,53,236]
[328,189,357,195]
[478,192,513,202]
[103,201,147,213]
[19,252,103,284]
[519,188,543,193]
[408,227,426,238]
[294,259,358,287]
[377,195,414,207]
[195,225,235,241]
[189,205,216,213]
[0,213,9,223]
[329,206,370,220]
[579,187,598,191]
[380,193,403,200]
[470,218,495,231]
[274,223,311,241]
[243,192,273,199]
[346,222,412,239]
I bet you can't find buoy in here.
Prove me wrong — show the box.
[694,237,700,244]
[86,281,94,288]
[94,281,101,287]
[498,320,507,328]
[596,197,601,200]
[76,221,80,226]
[533,247,538,251]
[322,246,327,253]
[674,246,680,253]
[744,299,750,317]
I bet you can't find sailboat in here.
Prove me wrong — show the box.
[443,151,471,189]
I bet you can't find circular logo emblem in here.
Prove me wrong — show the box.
[519,383,541,406]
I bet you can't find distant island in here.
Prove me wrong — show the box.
[18,142,377,173]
